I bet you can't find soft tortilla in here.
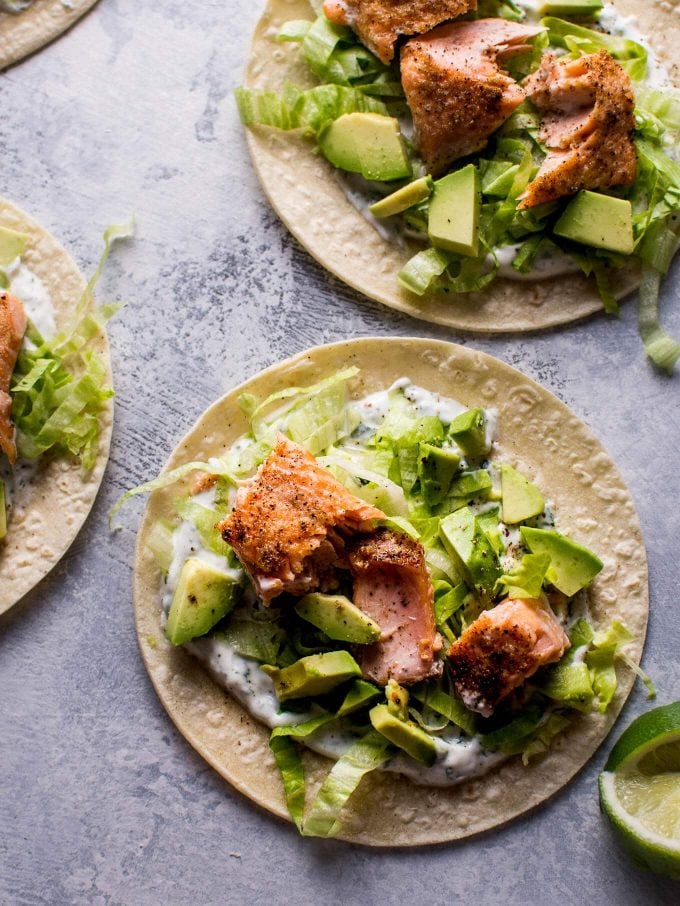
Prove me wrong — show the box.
[0,197,113,614]
[0,0,98,70]
[133,338,648,846]
[242,0,673,332]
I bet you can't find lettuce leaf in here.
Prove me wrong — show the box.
[542,17,648,80]
[11,220,132,469]
[302,730,392,837]
[495,552,551,599]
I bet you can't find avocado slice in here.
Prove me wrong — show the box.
[336,679,382,717]
[448,469,492,500]
[369,704,437,766]
[369,176,433,218]
[448,407,489,458]
[318,112,411,182]
[0,479,6,541]
[417,443,461,506]
[553,191,634,255]
[439,506,501,593]
[501,464,545,524]
[165,558,239,646]
[520,527,603,596]
[0,225,29,267]
[428,164,480,257]
[295,593,381,644]
[262,650,362,702]
[538,0,602,15]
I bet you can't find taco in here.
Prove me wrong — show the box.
[0,0,99,70]
[0,196,121,614]
[237,1,680,367]
[131,338,649,845]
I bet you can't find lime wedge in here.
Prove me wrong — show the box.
[599,702,680,879]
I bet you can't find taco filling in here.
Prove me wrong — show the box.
[137,368,651,837]
[0,219,120,550]
[236,1,680,370]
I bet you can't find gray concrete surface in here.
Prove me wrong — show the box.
[1,1,679,903]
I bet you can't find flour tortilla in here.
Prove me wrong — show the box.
[0,197,113,614]
[242,0,676,332]
[0,0,98,70]
[133,338,648,846]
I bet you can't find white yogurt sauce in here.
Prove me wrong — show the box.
[160,385,519,786]
[4,256,56,338]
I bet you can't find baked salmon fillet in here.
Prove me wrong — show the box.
[0,291,27,466]
[348,527,442,686]
[401,19,544,176]
[447,597,570,717]
[520,50,636,208]
[219,434,384,602]
[322,0,477,65]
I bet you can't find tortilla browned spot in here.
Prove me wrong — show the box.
[133,338,648,846]
[0,196,113,614]
[0,0,99,71]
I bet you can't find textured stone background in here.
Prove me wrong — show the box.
[1,1,679,903]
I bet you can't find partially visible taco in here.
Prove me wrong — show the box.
[237,0,680,366]
[0,0,99,70]
[131,338,650,846]
[0,196,122,614]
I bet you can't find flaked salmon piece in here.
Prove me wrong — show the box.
[219,434,384,603]
[519,50,636,208]
[348,527,442,686]
[446,597,570,717]
[400,19,544,176]
[322,0,477,65]
[0,292,27,467]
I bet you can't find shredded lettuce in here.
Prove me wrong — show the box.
[174,498,235,560]
[11,220,132,469]
[270,714,338,830]
[496,552,551,599]
[302,730,391,837]
[542,17,648,80]
[637,267,680,374]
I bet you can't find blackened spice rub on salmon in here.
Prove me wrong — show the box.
[348,527,442,686]
[0,292,27,466]
[447,597,570,717]
[322,0,477,65]
[520,50,637,208]
[219,434,384,602]
[400,19,544,176]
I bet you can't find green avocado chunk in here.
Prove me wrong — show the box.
[318,112,411,181]
[448,407,489,458]
[448,469,492,500]
[336,679,382,717]
[427,164,480,257]
[439,506,501,593]
[262,650,362,702]
[165,558,239,646]
[0,479,6,541]
[0,225,29,267]
[520,527,603,596]
[501,464,545,524]
[295,593,381,644]
[369,704,437,766]
[553,191,634,255]
[418,443,461,506]
[369,176,433,218]
[538,0,602,15]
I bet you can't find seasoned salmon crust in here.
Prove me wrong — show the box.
[219,434,384,602]
[0,291,27,466]
[400,19,544,176]
[447,597,570,717]
[520,50,637,208]
[322,0,477,64]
